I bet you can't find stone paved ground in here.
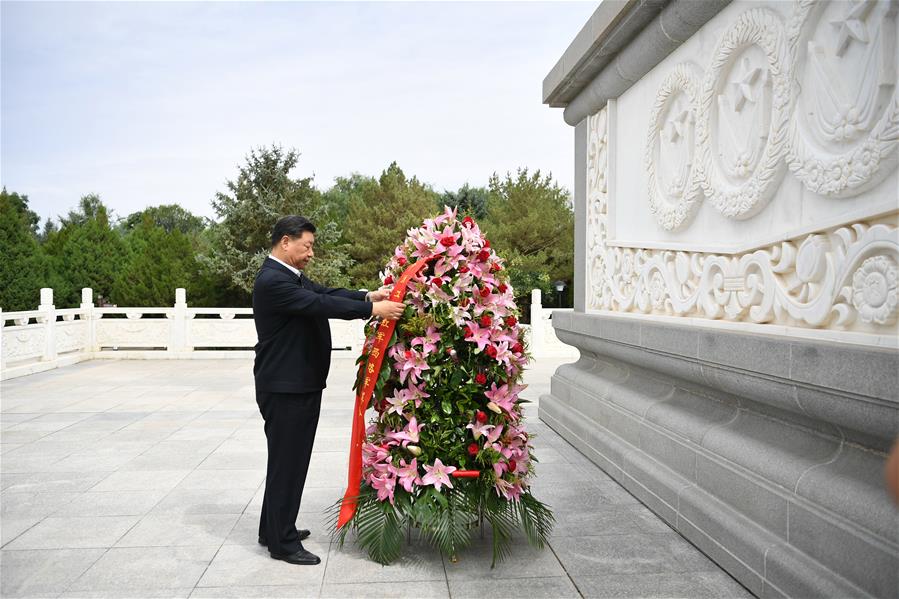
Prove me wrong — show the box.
[1,356,753,598]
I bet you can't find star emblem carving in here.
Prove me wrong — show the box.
[830,0,873,57]
[727,57,765,113]
[663,107,692,143]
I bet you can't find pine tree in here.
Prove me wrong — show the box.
[441,184,489,220]
[113,215,201,306]
[0,190,51,311]
[343,162,439,289]
[44,196,127,307]
[202,145,353,293]
[482,169,574,307]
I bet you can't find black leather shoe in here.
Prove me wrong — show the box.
[270,548,321,565]
[258,529,310,546]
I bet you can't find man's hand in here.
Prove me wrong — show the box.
[372,300,405,321]
[367,287,392,302]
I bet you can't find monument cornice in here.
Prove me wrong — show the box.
[543,0,731,126]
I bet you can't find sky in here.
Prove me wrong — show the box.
[1,1,595,224]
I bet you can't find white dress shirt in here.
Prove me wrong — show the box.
[268,254,301,278]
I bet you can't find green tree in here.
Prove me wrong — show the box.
[321,173,373,226]
[343,162,439,289]
[1,187,41,235]
[113,215,202,306]
[121,204,208,235]
[39,218,59,244]
[0,190,51,311]
[482,169,574,308]
[441,184,489,220]
[43,195,126,308]
[58,193,110,228]
[201,145,353,295]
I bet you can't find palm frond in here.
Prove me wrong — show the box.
[483,492,519,567]
[420,488,475,558]
[516,492,555,549]
[355,493,405,565]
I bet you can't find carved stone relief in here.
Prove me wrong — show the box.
[643,0,897,233]
[787,0,899,196]
[696,8,791,220]
[1,328,45,361]
[590,87,899,333]
[645,64,703,230]
[96,318,169,347]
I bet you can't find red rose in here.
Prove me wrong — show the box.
[432,277,443,287]
[384,275,394,285]
[480,315,492,327]
[404,350,413,359]
[475,372,487,385]
[462,216,475,228]
[397,256,407,266]
[478,249,490,262]
[512,342,524,354]
[484,239,491,249]
[508,459,517,472]
[468,443,479,456]
[476,410,488,424]
[498,283,508,293]
[486,345,498,358]
[505,316,517,327]
[459,265,469,274]
[479,287,490,298]
[490,263,501,272]
[439,235,456,247]
[464,326,473,338]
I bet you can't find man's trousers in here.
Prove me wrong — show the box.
[256,389,322,555]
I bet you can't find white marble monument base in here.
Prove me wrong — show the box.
[539,311,899,599]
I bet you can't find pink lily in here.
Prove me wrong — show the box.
[398,351,430,384]
[410,326,441,355]
[484,382,522,417]
[464,320,492,352]
[395,458,421,492]
[385,387,414,416]
[490,328,518,346]
[494,478,522,501]
[485,423,504,444]
[386,416,422,446]
[370,473,396,503]
[492,341,514,368]
[421,458,456,492]
[407,382,430,407]
[433,205,457,226]
[466,420,493,440]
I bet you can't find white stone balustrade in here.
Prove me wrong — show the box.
[1,287,576,381]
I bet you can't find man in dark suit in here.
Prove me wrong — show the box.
[253,215,404,565]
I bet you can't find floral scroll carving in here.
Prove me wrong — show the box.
[590,89,899,332]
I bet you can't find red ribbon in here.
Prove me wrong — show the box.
[337,257,433,529]
[451,470,481,478]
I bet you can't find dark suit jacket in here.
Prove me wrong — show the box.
[253,257,372,394]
